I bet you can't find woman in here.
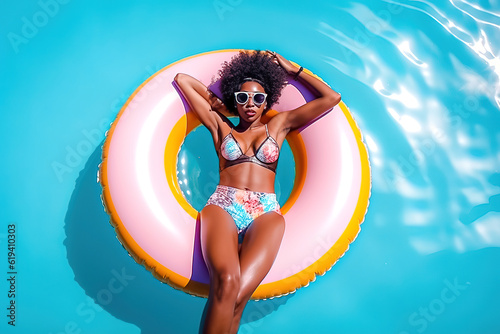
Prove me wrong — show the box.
[174,50,340,334]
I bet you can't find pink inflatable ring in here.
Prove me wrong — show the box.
[99,50,371,299]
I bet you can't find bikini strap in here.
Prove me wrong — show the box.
[265,123,269,137]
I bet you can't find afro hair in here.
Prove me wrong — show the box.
[217,50,288,115]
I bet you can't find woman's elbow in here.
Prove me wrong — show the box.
[174,73,185,84]
[327,91,341,108]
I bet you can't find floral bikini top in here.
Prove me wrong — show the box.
[220,124,280,173]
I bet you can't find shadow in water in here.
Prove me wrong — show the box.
[460,173,500,225]
[63,144,291,334]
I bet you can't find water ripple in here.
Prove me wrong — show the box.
[318,0,499,255]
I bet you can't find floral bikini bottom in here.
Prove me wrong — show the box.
[205,185,282,243]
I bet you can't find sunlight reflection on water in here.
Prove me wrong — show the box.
[317,0,499,255]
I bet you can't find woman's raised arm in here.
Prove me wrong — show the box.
[174,73,224,142]
[270,52,341,131]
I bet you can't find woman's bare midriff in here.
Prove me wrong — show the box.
[219,163,276,193]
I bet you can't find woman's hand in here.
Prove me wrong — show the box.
[265,51,341,132]
[266,50,299,75]
[208,92,228,113]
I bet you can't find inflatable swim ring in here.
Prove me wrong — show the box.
[99,50,371,299]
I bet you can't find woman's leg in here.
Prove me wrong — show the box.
[200,205,240,334]
[229,212,285,334]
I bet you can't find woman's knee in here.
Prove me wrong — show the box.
[211,270,241,300]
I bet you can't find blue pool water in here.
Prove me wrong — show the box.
[1,1,499,333]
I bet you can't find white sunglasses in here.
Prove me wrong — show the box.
[234,92,267,106]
